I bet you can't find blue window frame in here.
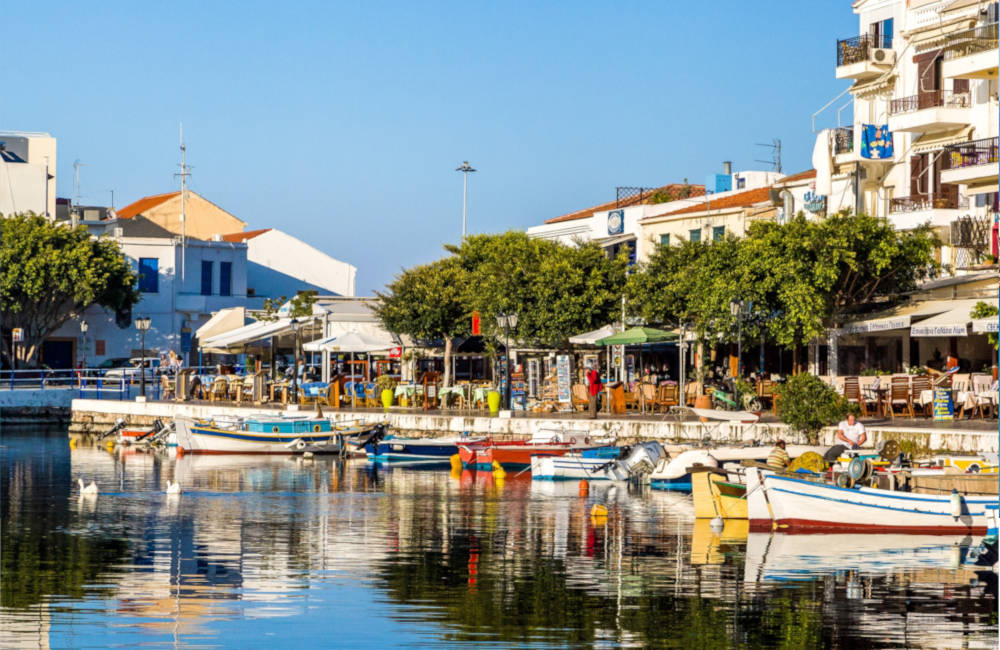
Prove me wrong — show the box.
[220,261,232,297]
[660,234,670,247]
[689,229,701,243]
[713,226,725,241]
[138,258,158,293]
[201,261,214,296]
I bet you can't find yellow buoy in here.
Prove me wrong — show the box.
[590,503,608,518]
[69,438,77,449]
[491,460,506,479]
[450,454,462,473]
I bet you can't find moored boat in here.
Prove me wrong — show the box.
[174,414,383,454]
[530,442,664,481]
[365,435,481,465]
[691,469,747,519]
[458,428,604,470]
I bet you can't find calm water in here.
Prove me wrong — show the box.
[1,428,996,649]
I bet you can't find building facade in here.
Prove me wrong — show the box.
[0,131,57,218]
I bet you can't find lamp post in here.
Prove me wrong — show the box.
[80,320,88,368]
[496,312,518,410]
[289,318,301,404]
[729,300,752,407]
[455,161,476,239]
[134,316,151,397]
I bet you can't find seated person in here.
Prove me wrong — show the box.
[836,413,867,449]
[766,439,790,470]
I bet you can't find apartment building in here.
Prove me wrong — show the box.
[0,131,57,218]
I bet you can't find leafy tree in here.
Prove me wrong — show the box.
[1,214,139,367]
[776,373,855,443]
[971,301,998,350]
[258,290,318,321]
[375,257,469,386]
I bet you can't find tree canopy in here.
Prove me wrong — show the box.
[1,213,140,367]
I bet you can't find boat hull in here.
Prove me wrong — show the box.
[531,455,628,481]
[761,472,992,534]
[692,470,747,519]
[175,416,375,454]
[366,437,465,464]
[458,443,581,470]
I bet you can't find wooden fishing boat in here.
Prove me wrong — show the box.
[365,435,482,464]
[458,428,603,470]
[691,469,747,519]
[745,466,995,534]
[174,414,383,454]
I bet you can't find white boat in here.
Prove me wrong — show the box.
[530,442,665,481]
[174,414,382,454]
[650,444,826,491]
[745,466,993,534]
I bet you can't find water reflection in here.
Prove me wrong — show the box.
[1,428,996,648]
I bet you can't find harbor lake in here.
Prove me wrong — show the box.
[1,427,996,648]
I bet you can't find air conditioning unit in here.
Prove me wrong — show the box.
[870,48,895,65]
[212,233,223,242]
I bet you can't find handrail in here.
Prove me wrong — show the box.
[890,89,970,115]
[942,137,999,170]
[836,33,893,67]
[943,22,999,60]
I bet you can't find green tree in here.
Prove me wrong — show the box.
[1,214,139,367]
[776,372,854,443]
[375,257,469,386]
[971,301,998,350]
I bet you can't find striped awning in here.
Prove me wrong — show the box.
[911,126,974,153]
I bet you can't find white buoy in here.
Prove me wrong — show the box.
[709,516,724,532]
[950,489,963,518]
[302,451,314,459]
[166,480,181,495]
[78,478,98,496]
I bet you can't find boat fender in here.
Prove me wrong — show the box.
[296,439,307,451]
[590,503,608,518]
[569,436,577,445]
[578,480,589,497]
[584,436,590,445]
[450,454,462,473]
[709,516,724,533]
[950,489,963,518]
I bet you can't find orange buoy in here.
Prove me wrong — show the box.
[578,479,589,497]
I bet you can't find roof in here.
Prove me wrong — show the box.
[544,183,705,224]
[115,191,180,220]
[647,186,772,219]
[772,169,816,185]
[222,228,272,242]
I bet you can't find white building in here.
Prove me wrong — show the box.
[830,0,998,270]
[0,131,57,218]
[222,228,357,302]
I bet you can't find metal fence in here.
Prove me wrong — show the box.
[0,366,250,402]
[833,126,854,155]
[943,22,999,60]
[836,33,892,67]
[890,89,971,115]
[943,137,999,170]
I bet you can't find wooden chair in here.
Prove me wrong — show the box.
[208,377,229,402]
[639,383,657,412]
[883,375,914,419]
[842,377,869,418]
[571,384,589,411]
[951,373,971,417]
[757,380,777,413]
[969,374,994,419]
[910,376,932,416]
[160,374,175,400]
[655,384,679,412]
[684,382,700,407]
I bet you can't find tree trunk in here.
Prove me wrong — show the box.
[443,338,453,387]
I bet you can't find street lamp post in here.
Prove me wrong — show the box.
[496,312,518,410]
[455,161,476,239]
[134,316,151,397]
[80,320,88,368]
[289,318,301,404]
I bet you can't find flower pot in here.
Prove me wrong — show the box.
[487,390,501,416]
[380,389,393,412]
[694,394,712,421]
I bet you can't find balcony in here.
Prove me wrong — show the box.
[941,137,999,187]
[887,90,971,133]
[833,126,854,155]
[835,34,894,79]
[889,194,967,229]
[942,23,999,80]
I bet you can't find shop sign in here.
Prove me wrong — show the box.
[932,388,954,422]
[843,316,909,334]
[11,328,23,342]
[388,346,402,358]
[803,191,826,213]
[471,310,481,336]
[911,324,969,338]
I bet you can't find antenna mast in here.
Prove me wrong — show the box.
[174,124,191,281]
[754,138,782,174]
[72,159,86,210]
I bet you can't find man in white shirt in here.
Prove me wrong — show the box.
[836,413,867,449]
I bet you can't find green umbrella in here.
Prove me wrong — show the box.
[596,326,677,346]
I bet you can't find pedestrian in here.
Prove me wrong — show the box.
[585,363,603,419]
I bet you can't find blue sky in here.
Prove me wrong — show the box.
[4,1,856,293]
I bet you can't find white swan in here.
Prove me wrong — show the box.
[165,480,181,495]
[78,478,98,496]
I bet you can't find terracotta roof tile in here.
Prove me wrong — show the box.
[647,186,773,219]
[544,183,705,224]
[115,191,180,220]
[773,169,816,185]
[221,228,271,242]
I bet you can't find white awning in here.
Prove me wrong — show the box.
[302,331,396,353]
[965,182,999,196]
[972,317,999,333]
[195,307,247,340]
[200,318,293,350]
[910,299,988,337]
[568,324,618,345]
[911,126,974,154]
[842,300,954,335]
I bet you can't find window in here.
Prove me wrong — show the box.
[95,340,106,356]
[659,234,670,247]
[137,258,158,293]
[201,261,214,296]
[220,261,232,297]
[870,17,893,49]
[689,229,701,243]
[713,226,725,241]
[736,177,746,189]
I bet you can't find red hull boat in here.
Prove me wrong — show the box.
[458,436,598,470]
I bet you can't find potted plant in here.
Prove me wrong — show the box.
[376,375,397,412]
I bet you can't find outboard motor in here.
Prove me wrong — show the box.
[98,418,127,441]
[623,442,666,476]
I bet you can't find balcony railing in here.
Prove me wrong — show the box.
[942,137,999,170]
[833,126,854,155]
[890,89,971,115]
[943,22,999,60]
[836,33,893,67]
[890,194,966,212]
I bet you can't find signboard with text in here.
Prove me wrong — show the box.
[556,355,571,404]
[932,388,954,422]
[11,328,23,342]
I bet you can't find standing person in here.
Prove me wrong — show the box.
[586,364,603,419]
[836,413,867,449]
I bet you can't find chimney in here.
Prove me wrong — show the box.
[723,161,732,176]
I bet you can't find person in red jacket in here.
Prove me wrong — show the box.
[586,364,603,419]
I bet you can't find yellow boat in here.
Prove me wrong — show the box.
[692,469,747,519]
[690,517,749,565]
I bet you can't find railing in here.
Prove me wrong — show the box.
[890,90,971,115]
[836,33,892,67]
[943,22,999,60]
[943,137,999,170]
[833,126,854,155]
[890,194,962,212]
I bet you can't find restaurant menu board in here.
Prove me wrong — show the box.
[556,355,571,404]
[511,372,527,410]
[933,387,954,421]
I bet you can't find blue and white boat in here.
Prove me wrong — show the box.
[175,414,383,454]
[531,442,665,482]
[648,450,719,491]
[364,435,481,465]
